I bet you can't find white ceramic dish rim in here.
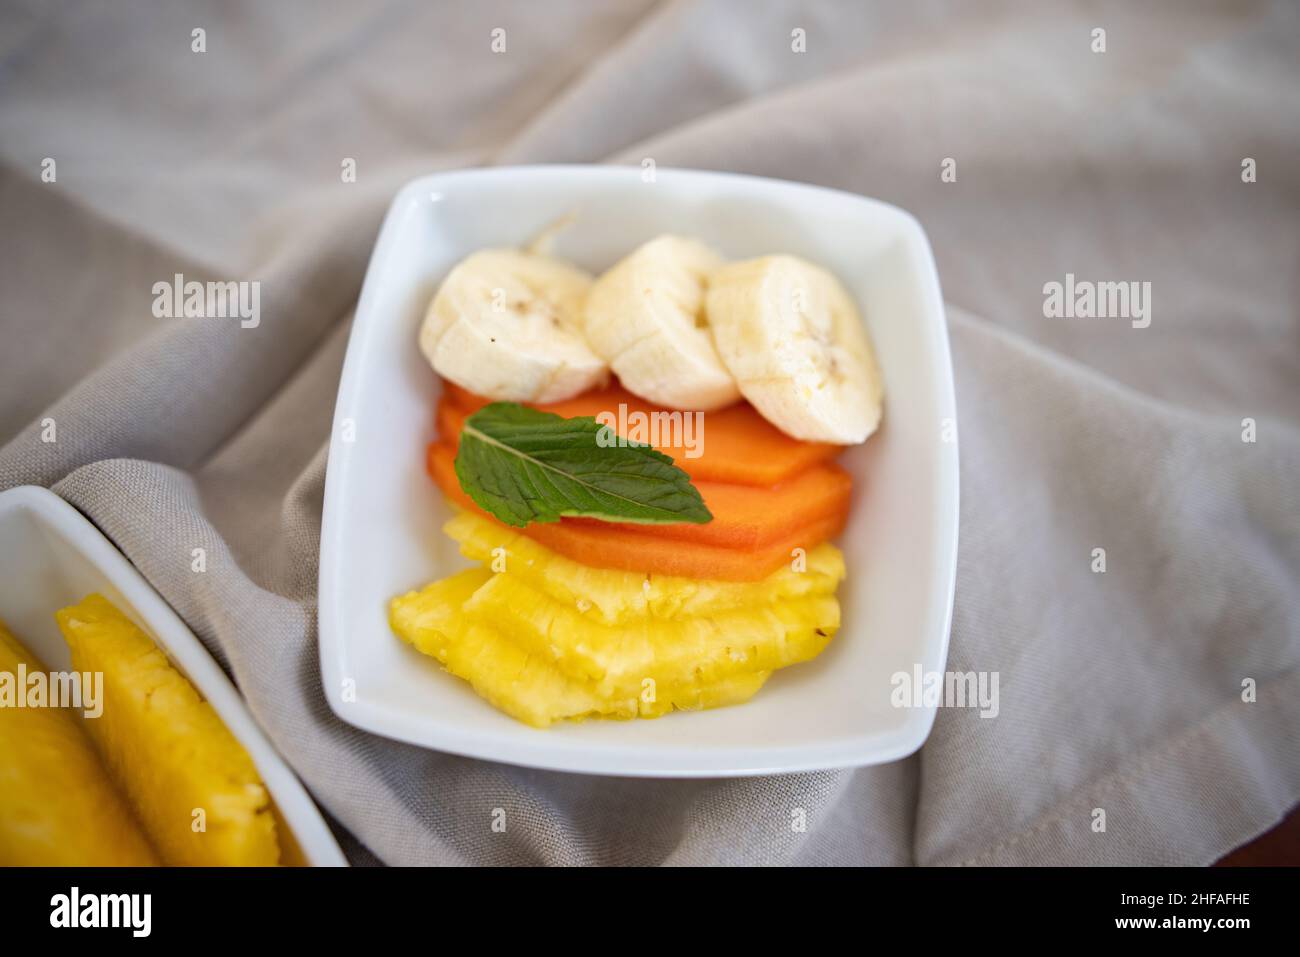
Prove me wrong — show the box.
[319,164,959,777]
[0,484,347,866]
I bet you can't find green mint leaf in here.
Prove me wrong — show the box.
[454,402,713,528]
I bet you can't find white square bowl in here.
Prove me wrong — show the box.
[320,166,958,777]
[0,485,346,864]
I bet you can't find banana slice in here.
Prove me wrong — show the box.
[583,236,741,411]
[419,248,608,403]
[706,255,883,444]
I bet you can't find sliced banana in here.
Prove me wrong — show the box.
[706,255,883,444]
[583,236,741,411]
[420,248,608,403]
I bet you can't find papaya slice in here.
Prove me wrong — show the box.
[565,462,851,549]
[428,430,850,550]
[438,382,841,487]
[426,441,847,580]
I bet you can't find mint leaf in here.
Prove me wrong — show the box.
[454,402,713,528]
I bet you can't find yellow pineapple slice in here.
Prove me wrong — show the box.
[445,510,845,625]
[638,669,772,719]
[464,572,839,699]
[55,595,278,866]
[0,619,159,866]
[391,569,636,727]
[394,511,844,727]
[390,571,775,725]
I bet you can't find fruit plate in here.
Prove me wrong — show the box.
[320,165,958,777]
[0,485,347,865]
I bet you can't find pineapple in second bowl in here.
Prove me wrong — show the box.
[56,594,279,866]
[0,619,158,866]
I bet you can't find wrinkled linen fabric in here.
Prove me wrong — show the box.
[1,0,1296,866]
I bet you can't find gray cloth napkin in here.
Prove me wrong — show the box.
[1,0,1296,866]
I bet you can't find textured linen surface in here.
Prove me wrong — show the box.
[1,0,1297,866]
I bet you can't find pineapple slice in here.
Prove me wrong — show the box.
[638,669,771,719]
[445,510,846,624]
[56,595,279,867]
[464,572,839,699]
[390,571,774,725]
[393,511,844,727]
[391,569,635,727]
[0,619,159,866]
